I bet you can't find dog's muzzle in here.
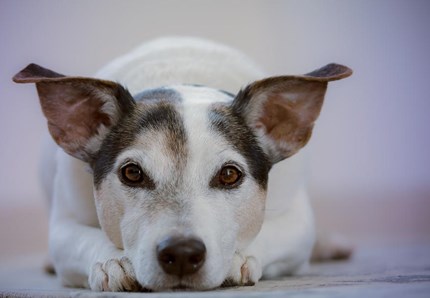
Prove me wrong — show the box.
[156,236,206,278]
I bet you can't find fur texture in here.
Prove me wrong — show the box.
[13,37,352,291]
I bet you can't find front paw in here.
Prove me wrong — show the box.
[223,253,262,287]
[89,257,142,292]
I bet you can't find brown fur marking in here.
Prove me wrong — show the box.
[233,63,352,162]
[37,81,112,158]
[13,64,136,162]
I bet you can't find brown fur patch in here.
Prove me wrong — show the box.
[13,64,135,162]
[232,63,352,162]
[255,81,326,158]
[210,104,271,189]
[93,101,187,189]
[37,81,112,158]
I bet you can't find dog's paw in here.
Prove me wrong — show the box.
[89,257,142,292]
[223,253,262,287]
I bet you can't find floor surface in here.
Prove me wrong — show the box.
[1,242,429,297]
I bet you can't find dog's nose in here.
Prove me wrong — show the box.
[157,236,206,277]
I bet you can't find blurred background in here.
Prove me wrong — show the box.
[1,0,429,261]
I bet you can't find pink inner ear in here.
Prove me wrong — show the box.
[258,94,306,140]
[256,88,323,159]
[38,82,112,159]
[237,64,351,163]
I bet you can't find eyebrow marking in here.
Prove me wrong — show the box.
[208,104,271,189]
[93,102,187,189]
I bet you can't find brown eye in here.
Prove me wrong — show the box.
[120,163,144,185]
[218,165,243,188]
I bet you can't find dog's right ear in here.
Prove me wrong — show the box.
[13,64,135,163]
[232,63,352,164]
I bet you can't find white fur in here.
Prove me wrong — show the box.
[95,37,265,94]
[45,37,314,291]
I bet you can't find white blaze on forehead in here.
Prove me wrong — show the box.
[176,87,267,254]
[174,86,248,175]
[173,85,233,104]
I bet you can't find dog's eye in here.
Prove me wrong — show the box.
[212,164,243,189]
[119,162,155,189]
[121,163,143,184]
[220,166,241,185]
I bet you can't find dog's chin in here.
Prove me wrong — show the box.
[142,274,223,292]
[167,283,216,292]
[145,282,216,292]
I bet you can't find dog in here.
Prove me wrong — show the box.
[13,37,352,291]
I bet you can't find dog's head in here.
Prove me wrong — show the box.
[14,63,351,290]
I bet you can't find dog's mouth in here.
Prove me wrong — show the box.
[143,283,202,292]
[143,276,217,292]
[136,283,193,292]
[171,284,194,291]
[162,278,215,292]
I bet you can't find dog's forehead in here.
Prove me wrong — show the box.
[173,85,234,104]
[93,85,270,188]
[134,85,233,104]
[133,87,182,103]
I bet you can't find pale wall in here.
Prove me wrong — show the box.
[1,0,429,251]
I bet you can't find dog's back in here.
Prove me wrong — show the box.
[95,37,264,93]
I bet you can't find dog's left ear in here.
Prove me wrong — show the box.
[13,64,135,163]
[232,63,352,164]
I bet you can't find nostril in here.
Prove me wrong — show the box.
[157,236,206,277]
[189,253,204,265]
[159,252,176,265]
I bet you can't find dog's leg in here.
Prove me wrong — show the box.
[227,187,315,284]
[49,217,143,291]
[48,152,141,291]
[50,205,144,291]
[50,220,114,284]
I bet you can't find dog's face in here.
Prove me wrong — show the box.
[14,63,351,290]
[93,86,270,289]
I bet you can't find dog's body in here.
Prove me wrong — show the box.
[14,37,351,291]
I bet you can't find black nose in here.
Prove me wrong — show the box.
[157,236,206,277]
